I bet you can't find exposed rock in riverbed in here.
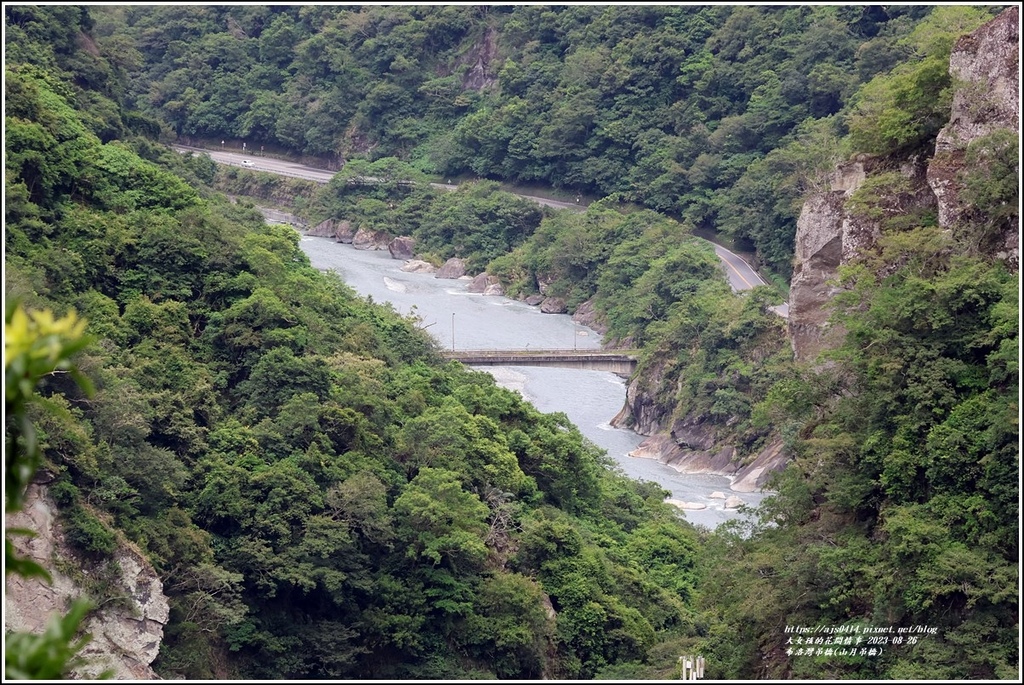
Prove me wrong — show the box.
[435,257,467,279]
[401,259,437,274]
[627,433,786,493]
[467,272,504,295]
[335,220,356,243]
[388,236,416,260]
[307,218,338,237]
[540,297,567,314]
[571,298,608,335]
[353,227,391,250]
[666,499,707,511]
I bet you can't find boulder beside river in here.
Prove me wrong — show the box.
[335,220,356,243]
[401,259,437,274]
[353,228,390,250]
[540,297,567,314]
[388,236,416,260]
[435,257,467,279]
[467,273,505,295]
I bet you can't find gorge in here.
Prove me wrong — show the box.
[4,4,1017,680]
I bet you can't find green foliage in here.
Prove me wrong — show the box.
[4,597,105,680]
[90,4,970,276]
[461,572,553,679]
[412,181,545,273]
[845,171,938,232]
[846,6,991,155]
[717,115,849,276]
[957,129,1019,253]
[3,301,107,679]
[393,467,490,570]
[90,141,199,211]
[7,5,1016,681]
[5,303,94,511]
[701,221,1018,679]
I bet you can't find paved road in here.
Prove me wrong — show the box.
[178,145,588,211]
[175,145,337,183]
[710,243,789,317]
[178,145,787,316]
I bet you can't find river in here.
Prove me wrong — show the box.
[297,234,766,529]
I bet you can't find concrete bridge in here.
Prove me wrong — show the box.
[443,349,639,378]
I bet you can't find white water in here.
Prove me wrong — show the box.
[297,235,766,528]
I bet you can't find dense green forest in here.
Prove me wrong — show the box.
[79,3,991,279]
[5,3,1018,681]
[4,6,712,679]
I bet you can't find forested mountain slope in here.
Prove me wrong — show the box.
[6,7,712,680]
[5,4,1019,681]
[89,3,975,279]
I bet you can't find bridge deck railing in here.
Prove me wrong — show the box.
[444,349,639,357]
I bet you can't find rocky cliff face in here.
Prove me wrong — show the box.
[615,7,1019,489]
[789,156,937,360]
[928,5,1019,270]
[628,433,787,494]
[460,26,500,91]
[789,7,1019,361]
[5,483,169,680]
[611,353,789,493]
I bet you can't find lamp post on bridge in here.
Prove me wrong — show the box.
[451,313,455,352]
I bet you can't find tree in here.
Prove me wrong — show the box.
[393,467,490,572]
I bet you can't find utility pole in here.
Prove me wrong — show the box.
[451,313,455,351]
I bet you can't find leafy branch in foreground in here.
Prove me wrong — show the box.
[4,300,110,680]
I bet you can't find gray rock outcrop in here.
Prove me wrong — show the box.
[401,259,437,274]
[388,236,416,260]
[928,6,1019,270]
[307,218,338,238]
[467,272,501,294]
[724,496,745,510]
[789,8,1019,361]
[353,228,391,250]
[571,298,608,335]
[787,160,869,362]
[5,484,169,680]
[539,297,567,314]
[666,499,707,511]
[335,220,356,243]
[623,411,787,493]
[461,27,499,91]
[788,154,937,361]
[535,274,555,296]
[435,257,467,279]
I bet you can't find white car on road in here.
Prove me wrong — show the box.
[241,159,255,168]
